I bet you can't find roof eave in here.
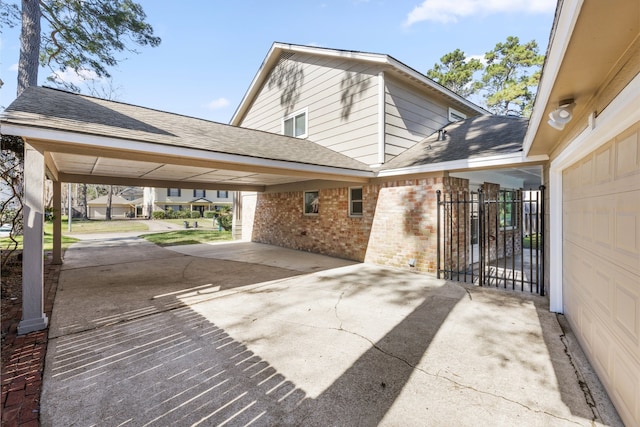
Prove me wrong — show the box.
[523,0,584,157]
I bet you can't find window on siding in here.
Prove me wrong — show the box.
[193,189,206,198]
[349,187,363,216]
[304,191,319,215]
[167,188,181,197]
[448,107,466,122]
[499,190,518,229]
[283,109,308,138]
[217,190,228,198]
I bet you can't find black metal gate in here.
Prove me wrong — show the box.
[436,186,545,295]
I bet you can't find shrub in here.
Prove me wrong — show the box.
[204,211,216,219]
[190,211,201,219]
[176,210,190,219]
[152,210,165,219]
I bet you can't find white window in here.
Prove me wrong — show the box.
[304,190,319,215]
[167,188,181,197]
[217,191,228,199]
[448,107,466,122]
[193,189,206,198]
[283,108,308,138]
[349,187,363,217]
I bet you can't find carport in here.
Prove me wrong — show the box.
[1,86,375,334]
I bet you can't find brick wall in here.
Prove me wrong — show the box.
[250,175,467,274]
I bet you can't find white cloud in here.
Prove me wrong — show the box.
[404,0,556,26]
[50,68,101,85]
[206,97,230,110]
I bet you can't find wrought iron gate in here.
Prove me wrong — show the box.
[436,186,545,295]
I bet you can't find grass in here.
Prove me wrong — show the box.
[157,218,220,230]
[0,233,80,252]
[523,233,541,249]
[61,219,148,234]
[141,230,233,247]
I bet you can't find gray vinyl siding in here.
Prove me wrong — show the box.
[240,53,380,164]
[384,77,450,160]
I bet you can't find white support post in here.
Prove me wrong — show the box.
[52,179,62,265]
[18,143,49,334]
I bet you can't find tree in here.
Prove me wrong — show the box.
[426,49,483,98]
[480,36,544,116]
[12,0,161,96]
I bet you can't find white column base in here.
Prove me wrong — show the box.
[18,315,49,335]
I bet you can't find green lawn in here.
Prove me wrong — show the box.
[156,218,224,230]
[0,233,80,252]
[141,230,232,247]
[523,233,542,249]
[61,219,148,234]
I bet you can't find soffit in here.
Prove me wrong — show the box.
[528,0,640,156]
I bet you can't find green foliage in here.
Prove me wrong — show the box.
[190,211,201,219]
[217,206,232,231]
[480,36,544,117]
[426,49,483,98]
[151,210,165,220]
[141,230,233,247]
[176,210,190,219]
[8,0,161,93]
[204,211,216,219]
[0,0,19,33]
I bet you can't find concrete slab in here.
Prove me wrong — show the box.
[41,239,623,427]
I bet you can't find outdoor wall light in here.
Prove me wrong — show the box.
[547,99,575,131]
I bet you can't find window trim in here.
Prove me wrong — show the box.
[349,187,363,217]
[217,190,228,199]
[167,188,181,197]
[282,108,308,138]
[303,190,319,215]
[448,107,467,122]
[193,189,206,198]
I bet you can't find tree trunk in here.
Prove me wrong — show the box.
[18,0,41,96]
[106,185,113,220]
[81,184,88,220]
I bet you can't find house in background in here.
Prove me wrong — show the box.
[230,42,544,273]
[143,187,233,217]
[87,194,136,219]
[523,0,639,424]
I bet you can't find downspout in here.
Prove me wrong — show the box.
[377,71,385,165]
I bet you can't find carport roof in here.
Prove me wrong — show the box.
[1,87,374,191]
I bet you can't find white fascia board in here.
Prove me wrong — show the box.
[1,124,375,180]
[376,152,549,178]
[523,0,584,156]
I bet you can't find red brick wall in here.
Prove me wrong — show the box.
[250,175,468,274]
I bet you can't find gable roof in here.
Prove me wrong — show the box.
[230,42,490,126]
[379,115,529,171]
[2,87,372,173]
[87,194,134,206]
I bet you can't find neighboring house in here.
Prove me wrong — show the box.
[119,186,144,201]
[523,1,640,425]
[230,42,543,272]
[143,187,233,217]
[87,195,136,219]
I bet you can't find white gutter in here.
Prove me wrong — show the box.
[1,124,375,180]
[377,152,549,178]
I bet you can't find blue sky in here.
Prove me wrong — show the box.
[0,0,556,123]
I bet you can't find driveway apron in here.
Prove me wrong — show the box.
[40,238,620,426]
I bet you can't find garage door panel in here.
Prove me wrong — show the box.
[615,125,640,180]
[563,122,640,427]
[612,350,640,425]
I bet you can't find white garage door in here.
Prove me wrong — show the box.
[562,122,640,426]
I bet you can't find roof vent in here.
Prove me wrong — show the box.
[437,129,447,141]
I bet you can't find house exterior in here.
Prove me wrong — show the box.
[87,194,136,219]
[230,42,543,273]
[143,187,233,217]
[523,1,640,425]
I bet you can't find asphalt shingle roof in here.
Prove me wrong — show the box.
[2,87,372,172]
[379,115,528,170]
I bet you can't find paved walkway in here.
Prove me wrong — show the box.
[39,238,623,426]
[1,255,60,427]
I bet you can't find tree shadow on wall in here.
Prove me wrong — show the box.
[340,71,371,120]
[268,61,304,115]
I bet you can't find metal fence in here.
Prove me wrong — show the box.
[436,186,546,295]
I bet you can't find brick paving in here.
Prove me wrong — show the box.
[2,255,60,427]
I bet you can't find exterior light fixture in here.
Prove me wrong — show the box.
[547,99,575,131]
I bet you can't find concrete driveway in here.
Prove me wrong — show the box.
[41,238,622,426]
